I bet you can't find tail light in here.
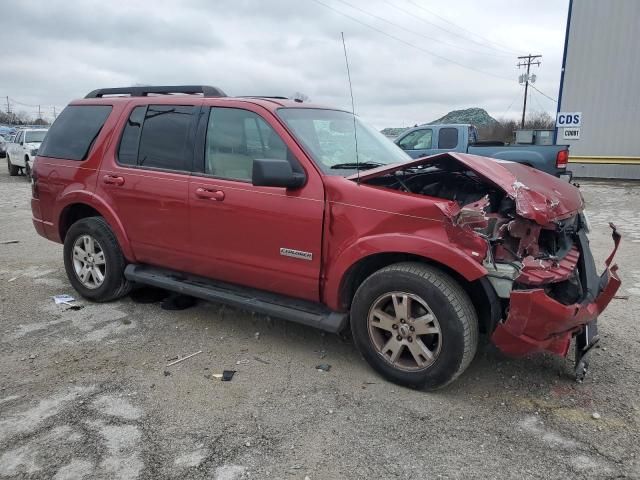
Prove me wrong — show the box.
[556,149,569,169]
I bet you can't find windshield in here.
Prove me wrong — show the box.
[25,131,48,143]
[277,108,410,175]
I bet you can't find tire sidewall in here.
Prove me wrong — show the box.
[63,218,124,301]
[351,267,468,389]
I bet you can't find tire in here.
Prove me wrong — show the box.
[7,156,19,176]
[24,157,31,178]
[63,216,132,302]
[350,262,478,390]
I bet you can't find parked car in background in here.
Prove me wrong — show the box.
[31,85,620,389]
[6,128,48,176]
[0,135,7,158]
[394,124,571,179]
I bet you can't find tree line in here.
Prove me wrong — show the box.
[477,111,555,143]
[0,110,50,126]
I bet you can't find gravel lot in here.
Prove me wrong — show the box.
[1,168,639,479]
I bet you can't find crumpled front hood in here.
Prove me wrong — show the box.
[349,152,583,225]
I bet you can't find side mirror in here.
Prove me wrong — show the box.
[252,158,306,189]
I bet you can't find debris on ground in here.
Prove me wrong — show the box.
[121,318,131,324]
[592,412,601,419]
[163,370,171,376]
[65,305,84,311]
[315,364,331,372]
[613,295,629,300]
[52,294,76,305]
[161,293,197,311]
[236,359,249,365]
[254,332,260,339]
[166,351,202,367]
[0,240,19,245]
[222,370,236,381]
[253,356,270,364]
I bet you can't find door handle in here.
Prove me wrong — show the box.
[195,187,225,201]
[103,175,125,186]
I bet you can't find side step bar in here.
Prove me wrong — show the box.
[124,264,348,333]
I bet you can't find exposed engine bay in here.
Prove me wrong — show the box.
[364,157,587,305]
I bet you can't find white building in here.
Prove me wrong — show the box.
[557,0,640,178]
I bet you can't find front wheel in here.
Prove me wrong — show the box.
[350,262,478,390]
[7,156,19,176]
[63,216,132,302]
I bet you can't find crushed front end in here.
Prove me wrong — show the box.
[357,153,622,380]
[488,219,621,380]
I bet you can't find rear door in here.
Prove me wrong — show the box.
[396,128,434,158]
[187,103,325,301]
[96,100,201,271]
[432,126,461,154]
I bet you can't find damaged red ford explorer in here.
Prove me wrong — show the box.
[31,86,621,389]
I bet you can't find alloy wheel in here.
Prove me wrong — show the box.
[72,234,106,289]
[367,291,442,371]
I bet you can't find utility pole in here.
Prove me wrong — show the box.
[517,54,542,128]
[38,104,42,120]
[53,106,57,119]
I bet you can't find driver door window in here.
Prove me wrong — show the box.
[398,129,433,150]
[205,108,293,181]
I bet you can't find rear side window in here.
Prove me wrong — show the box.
[438,128,459,149]
[38,105,112,160]
[118,105,196,171]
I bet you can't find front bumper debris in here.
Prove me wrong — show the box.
[491,224,621,362]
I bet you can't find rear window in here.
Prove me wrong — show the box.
[117,105,196,171]
[38,105,112,160]
[438,127,459,150]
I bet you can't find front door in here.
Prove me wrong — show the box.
[188,104,324,302]
[97,101,201,272]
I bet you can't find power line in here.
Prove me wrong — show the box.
[402,0,520,55]
[501,86,525,118]
[529,83,557,103]
[310,0,513,82]
[335,0,512,59]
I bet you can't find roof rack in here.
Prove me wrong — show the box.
[84,85,227,98]
[238,96,290,100]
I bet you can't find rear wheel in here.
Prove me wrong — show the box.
[7,156,19,176]
[350,262,478,390]
[63,216,132,302]
[24,156,31,178]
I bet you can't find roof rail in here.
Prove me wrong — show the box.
[238,96,289,99]
[84,85,227,99]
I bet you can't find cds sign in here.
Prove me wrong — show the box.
[556,112,582,127]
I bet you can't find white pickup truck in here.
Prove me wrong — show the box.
[6,128,48,176]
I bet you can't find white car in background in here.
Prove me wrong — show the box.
[6,128,48,176]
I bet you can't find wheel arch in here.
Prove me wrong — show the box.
[58,198,135,261]
[329,243,499,335]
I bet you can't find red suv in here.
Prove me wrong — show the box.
[31,85,621,389]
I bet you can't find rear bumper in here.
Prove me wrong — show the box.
[491,224,621,356]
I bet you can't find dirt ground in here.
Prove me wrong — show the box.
[0,167,638,480]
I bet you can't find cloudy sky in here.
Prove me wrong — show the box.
[0,0,568,128]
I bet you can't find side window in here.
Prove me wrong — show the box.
[205,108,293,181]
[15,132,23,144]
[438,128,459,149]
[397,129,433,150]
[118,106,146,165]
[38,105,112,160]
[137,105,195,171]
